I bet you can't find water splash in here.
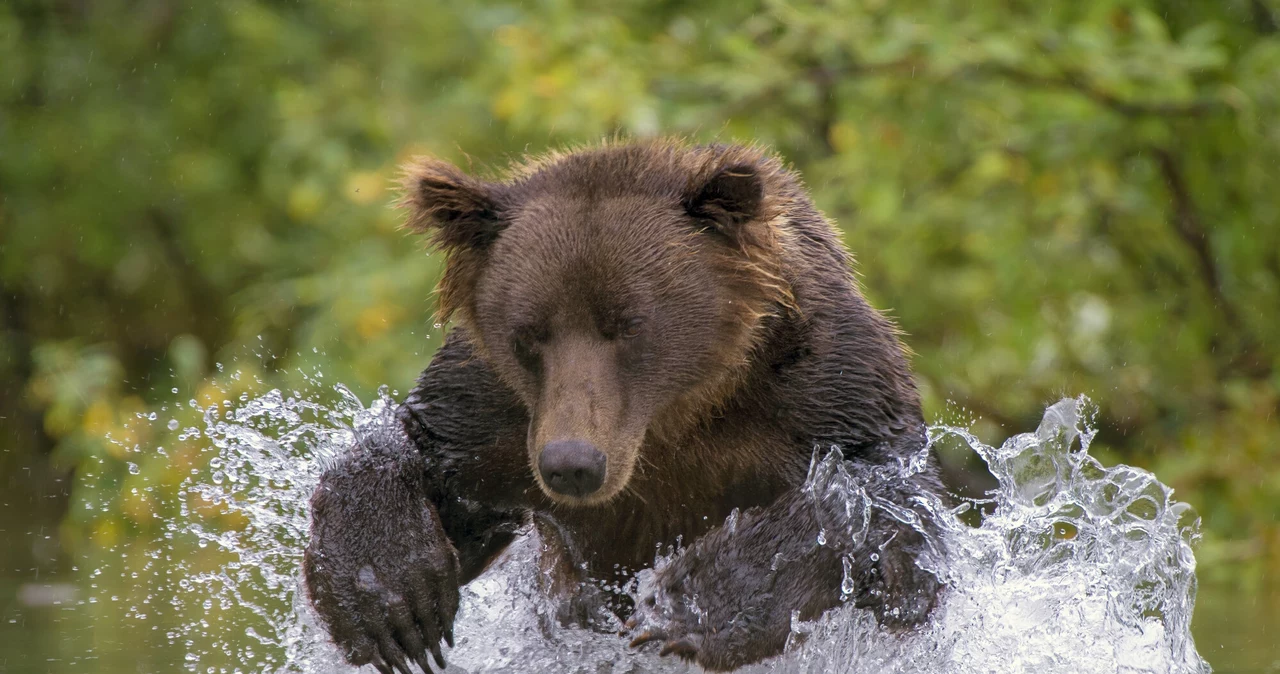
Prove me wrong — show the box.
[122,384,1208,673]
[737,397,1209,674]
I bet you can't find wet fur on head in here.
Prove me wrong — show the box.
[397,139,800,333]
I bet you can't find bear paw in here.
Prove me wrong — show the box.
[625,594,712,667]
[624,558,788,672]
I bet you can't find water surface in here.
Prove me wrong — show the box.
[1,384,1270,672]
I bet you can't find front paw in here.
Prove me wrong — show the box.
[304,519,461,674]
[304,465,461,674]
[625,555,786,672]
[625,566,711,667]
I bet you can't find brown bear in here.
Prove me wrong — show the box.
[302,140,945,673]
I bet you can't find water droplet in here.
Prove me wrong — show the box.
[168,419,180,431]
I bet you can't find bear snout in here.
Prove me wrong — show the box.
[538,439,607,498]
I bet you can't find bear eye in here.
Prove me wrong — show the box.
[619,317,645,339]
[512,325,546,369]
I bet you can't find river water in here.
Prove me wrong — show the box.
[2,378,1269,672]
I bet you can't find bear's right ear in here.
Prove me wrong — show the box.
[397,158,506,251]
[683,163,766,241]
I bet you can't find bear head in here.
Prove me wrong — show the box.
[399,141,801,506]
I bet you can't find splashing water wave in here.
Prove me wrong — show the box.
[160,384,1207,674]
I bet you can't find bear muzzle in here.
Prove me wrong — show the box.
[538,439,607,498]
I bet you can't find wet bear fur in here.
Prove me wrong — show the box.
[302,140,945,673]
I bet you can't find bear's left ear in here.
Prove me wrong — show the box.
[683,163,765,239]
[397,157,506,252]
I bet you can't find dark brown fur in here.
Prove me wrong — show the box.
[303,140,943,673]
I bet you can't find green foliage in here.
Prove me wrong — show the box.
[2,0,1278,583]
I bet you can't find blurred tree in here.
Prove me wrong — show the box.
[1,0,1277,586]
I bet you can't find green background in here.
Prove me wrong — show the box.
[1,0,1278,671]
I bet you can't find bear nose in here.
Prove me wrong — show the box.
[538,440,606,498]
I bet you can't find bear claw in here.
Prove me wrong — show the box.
[628,629,668,647]
[658,637,700,659]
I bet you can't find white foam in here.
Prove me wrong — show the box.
[161,386,1207,673]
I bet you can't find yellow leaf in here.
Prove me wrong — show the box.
[971,151,1010,185]
[197,381,224,408]
[287,182,325,222]
[356,303,402,339]
[345,171,386,205]
[828,122,861,153]
[92,518,120,548]
[494,24,526,48]
[532,73,562,99]
[82,399,114,436]
[492,89,523,121]
[1033,172,1061,197]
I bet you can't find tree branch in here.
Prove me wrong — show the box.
[716,56,1224,127]
[971,64,1223,118]
[1152,148,1272,379]
[1151,148,1232,315]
